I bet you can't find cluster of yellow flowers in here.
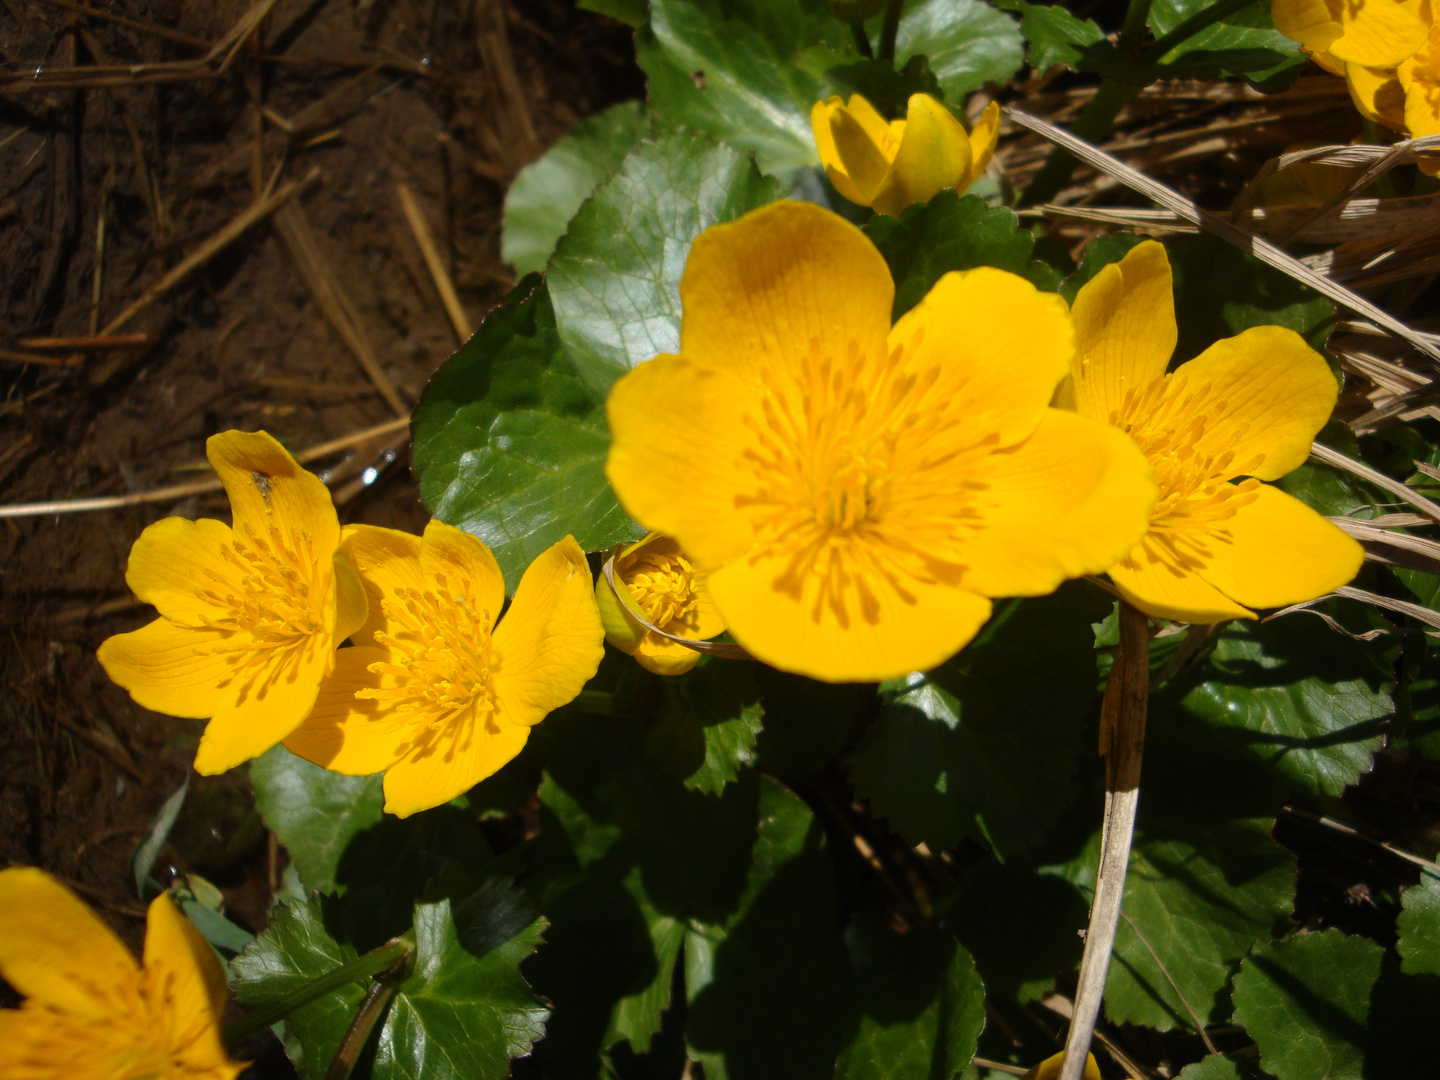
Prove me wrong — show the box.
[97,431,604,818]
[1274,0,1440,162]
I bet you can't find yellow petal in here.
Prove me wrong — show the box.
[419,519,505,626]
[960,409,1157,597]
[1194,484,1365,609]
[608,201,894,569]
[332,550,369,647]
[1272,0,1342,51]
[491,535,605,726]
[207,431,338,558]
[1172,325,1338,481]
[811,97,848,181]
[871,94,972,217]
[1020,1049,1101,1080]
[707,552,993,682]
[123,517,238,627]
[383,708,530,818]
[964,100,1001,186]
[1109,534,1255,624]
[1330,0,1427,66]
[888,265,1074,446]
[96,618,234,720]
[596,569,647,655]
[843,93,894,147]
[337,524,426,645]
[1400,24,1440,135]
[632,635,704,676]
[1348,62,1408,129]
[830,105,894,205]
[142,893,234,1074]
[0,867,139,1018]
[192,630,335,774]
[1068,240,1176,424]
[284,647,410,774]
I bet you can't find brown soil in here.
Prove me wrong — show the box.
[0,0,641,951]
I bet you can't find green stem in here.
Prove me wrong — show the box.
[1139,0,1254,62]
[222,935,414,1048]
[1118,0,1153,58]
[322,955,412,1080]
[877,0,903,64]
[1017,79,1141,207]
[569,689,617,715]
[852,22,873,59]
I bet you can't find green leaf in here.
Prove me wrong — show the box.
[1399,873,1440,976]
[637,0,844,176]
[411,278,644,591]
[835,916,986,1080]
[1177,1055,1269,1080]
[547,129,783,395]
[1149,0,1306,92]
[1167,232,1335,363]
[752,668,868,785]
[648,661,765,794]
[1231,930,1384,1080]
[945,857,1087,1004]
[1002,2,1129,78]
[851,583,1108,859]
[863,190,1057,321]
[1161,615,1391,798]
[132,777,189,899]
[578,0,647,26]
[890,0,1025,98]
[502,102,651,276]
[250,745,383,894]
[233,882,549,1080]
[1046,818,1295,1032]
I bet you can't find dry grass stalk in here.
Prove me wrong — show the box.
[1311,441,1440,522]
[396,182,474,344]
[18,334,147,349]
[0,348,82,368]
[37,0,213,49]
[0,417,410,519]
[273,202,408,418]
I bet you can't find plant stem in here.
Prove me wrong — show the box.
[852,22,873,59]
[570,689,617,715]
[1058,601,1150,1080]
[1139,0,1254,63]
[322,953,413,1080]
[222,934,415,1048]
[877,0,904,64]
[1118,0,1153,58]
[1018,79,1140,207]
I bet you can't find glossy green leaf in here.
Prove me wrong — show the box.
[1232,930,1384,1080]
[547,128,783,395]
[1149,0,1306,91]
[1176,1055,1268,1080]
[889,0,1025,99]
[864,190,1058,319]
[502,102,650,276]
[851,583,1109,860]
[1047,818,1295,1032]
[637,0,843,176]
[648,661,765,795]
[834,916,986,1080]
[411,278,644,591]
[1399,873,1440,975]
[1161,615,1391,798]
[578,0,647,26]
[232,883,549,1080]
[250,745,383,894]
[1001,1,1129,78]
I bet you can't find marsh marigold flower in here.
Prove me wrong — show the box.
[0,867,242,1080]
[605,200,1157,683]
[1061,241,1364,623]
[97,431,366,775]
[596,532,726,676]
[1020,1051,1100,1080]
[285,521,604,817]
[811,93,999,217]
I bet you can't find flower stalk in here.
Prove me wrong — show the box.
[877,0,904,63]
[1059,601,1150,1080]
[322,951,414,1080]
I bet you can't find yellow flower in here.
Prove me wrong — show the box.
[596,532,727,676]
[97,431,366,775]
[1062,241,1364,624]
[605,200,1156,683]
[811,93,1000,217]
[1271,0,1426,70]
[285,521,604,817]
[1019,1050,1101,1080]
[0,867,242,1080]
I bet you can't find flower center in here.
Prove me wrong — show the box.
[1111,373,1265,537]
[623,551,697,629]
[194,523,325,672]
[358,574,497,731]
